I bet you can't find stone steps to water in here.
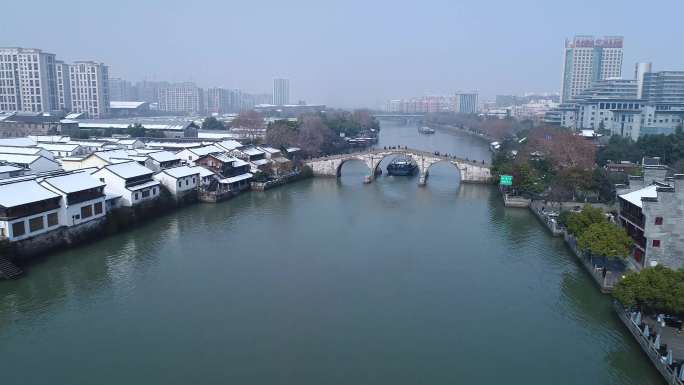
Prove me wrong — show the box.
[0,255,22,279]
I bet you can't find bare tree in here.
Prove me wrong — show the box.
[232,110,264,143]
[266,121,297,149]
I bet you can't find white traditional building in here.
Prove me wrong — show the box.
[39,172,106,226]
[92,162,160,207]
[36,143,86,158]
[144,151,182,172]
[153,165,200,197]
[0,179,62,241]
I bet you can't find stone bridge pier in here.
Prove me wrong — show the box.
[306,149,492,186]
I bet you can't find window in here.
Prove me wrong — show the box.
[12,221,25,237]
[142,190,150,198]
[652,239,661,248]
[178,181,182,187]
[29,216,44,232]
[47,212,58,227]
[655,216,663,225]
[134,193,139,200]
[81,205,92,219]
[94,202,103,215]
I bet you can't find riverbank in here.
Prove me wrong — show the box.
[1,172,310,279]
[431,123,495,144]
[523,196,682,384]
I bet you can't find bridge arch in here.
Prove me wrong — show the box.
[423,159,463,184]
[335,156,370,177]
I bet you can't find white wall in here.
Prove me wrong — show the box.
[154,172,199,195]
[0,209,61,241]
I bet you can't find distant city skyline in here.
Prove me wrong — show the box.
[2,0,684,109]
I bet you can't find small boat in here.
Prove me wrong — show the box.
[418,126,435,134]
[387,156,418,176]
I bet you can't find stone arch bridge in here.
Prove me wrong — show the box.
[305,148,492,185]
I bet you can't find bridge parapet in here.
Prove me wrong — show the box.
[305,148,491,185]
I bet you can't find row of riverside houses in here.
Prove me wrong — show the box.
[0,136,301,262]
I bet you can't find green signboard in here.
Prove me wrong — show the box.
[500,175,513,186]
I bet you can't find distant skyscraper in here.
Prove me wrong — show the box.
[560,35,624,103]
[0,47,58,112]
[55,60,71,112]
[273,78,290,105]
[68,61,110,118]
[455,92,479,113]
[158,82,203,114]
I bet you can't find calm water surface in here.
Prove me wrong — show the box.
[0,123,663,384]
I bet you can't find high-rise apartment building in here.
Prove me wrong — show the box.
[158,82,203,114]
[109,77,137,101]
[0,47,58,112]
[135,80,168,103]
[560,36,624,103]
[68,61,110,118]
[205,87,232,114]
[273,78,290,105]
[55,60,71,112]
[455,92,479,114]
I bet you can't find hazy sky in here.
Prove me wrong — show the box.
[2,0,683,108]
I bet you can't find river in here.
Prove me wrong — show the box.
[0,122,663,385]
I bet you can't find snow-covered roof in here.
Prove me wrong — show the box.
[145,141,203,149]
[41,172,104,194]
[127,180,160,191]
[110,101,147,109]
[0,180,59,207]
[147,151,180,163]
[0,146,45,155]
[198,132,237,139]
[259,146,280,154]
[251,159,270,166]
[0,138,36,147]
[117,139,141,145]
[0,153,45,165]
[285,147,301,152]
[242,147,264,156]
[103,161,153,180]
[190,145,222,156]
[206,153,237,164]
[161,165,201,179]
[0,165,24,173]
[78,122,187,131]
[619,185,658,208]
[29,135,70,143]
[36,143,81,152]
[220,173,253,184]
[215,140,243,151]
[232,159,249,168]
[93,149,133,162]
[191,166,215,178]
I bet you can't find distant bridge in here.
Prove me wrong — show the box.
[373,114,425,118]
[305,148,491,185]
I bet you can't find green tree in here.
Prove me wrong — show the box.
[613,266,684,315]
[577,221,632,258]
[201,116,225,130]
[126,123,146,138]
[565,204,605,236]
